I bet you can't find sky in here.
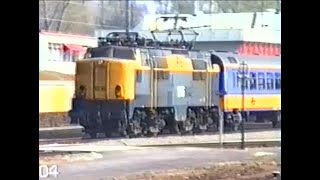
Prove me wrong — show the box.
[136,1,157,14]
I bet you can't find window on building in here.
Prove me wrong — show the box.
[47,42,89,62]
[249,72,257,90]
[236,72,241,88]
[48,43,63,62]
[275,73,281,89]
[266,73,274,90]
[258,72,265,90]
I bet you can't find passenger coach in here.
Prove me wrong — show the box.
[210,52,281,126]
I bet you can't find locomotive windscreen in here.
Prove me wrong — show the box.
[113,48,135,60]
[90,47,112,58]
[90,46,135,60]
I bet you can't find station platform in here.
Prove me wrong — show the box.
[39,125,84,139]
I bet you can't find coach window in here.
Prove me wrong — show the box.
[237,72,242,88]
[275,73,281,89]
[232,72,238,88]
[249,72,257,90]
[232,72,236,88]
[236,72,249,89]
[258,72,265,90]
[266,73,274,90]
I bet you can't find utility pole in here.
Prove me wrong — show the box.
[276,0,281,14]
[100,0,104,29]
[125,0,130,35]
[238,61,249,149]
[219,106,224,148]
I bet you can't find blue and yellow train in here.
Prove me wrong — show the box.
[69,32,281,138]
[211,52,281,122]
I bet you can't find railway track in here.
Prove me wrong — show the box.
[39,138,281,158]
[39,137,83,145]
[39,127,280,145]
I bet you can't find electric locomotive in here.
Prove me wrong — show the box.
[69,32,222,138]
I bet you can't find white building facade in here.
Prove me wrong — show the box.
[39,31,98,75]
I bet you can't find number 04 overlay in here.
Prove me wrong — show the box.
[39,165,59,178]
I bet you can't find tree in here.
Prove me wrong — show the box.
[60,2,95,35]
[39,1,98,35]
[155,0,196,14]
[170,0,195,14]
[216,1,279,13]
[154,0,172,14]
[97,0,147,30]
[39,0,70,32]
[153,0,280,14]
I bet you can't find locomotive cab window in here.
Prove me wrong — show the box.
[258,72,266,90]
[90,47,113,58]
[113,47,135,60]
[275,73,281,89]
[249,72,257,90]
[266,73,274,90]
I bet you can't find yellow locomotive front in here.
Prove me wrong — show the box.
[70,45,139,137]
[75,57,136,101]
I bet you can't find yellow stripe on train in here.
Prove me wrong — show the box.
[221,95,281,111]
[39,81,74,113]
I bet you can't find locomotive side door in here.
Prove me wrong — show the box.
[93,61,107,100]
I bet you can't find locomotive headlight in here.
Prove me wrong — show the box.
[98,60,104,64]
[115,85,123,98]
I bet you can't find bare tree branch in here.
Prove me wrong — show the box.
[54,0,70,32]
[39,0,70,32]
